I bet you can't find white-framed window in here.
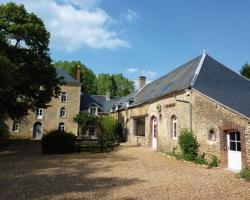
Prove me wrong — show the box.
[171,115,177,139]
[12,121,20,132]
[89,107,97,116]
[60,107,66,118]
[36,108,43,120]
[61,92,68,102]
[58,122,65,132]
[88,126,96,139]
[208,129,216,142]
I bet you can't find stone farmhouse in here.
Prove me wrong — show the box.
[7,52,250,171]
[112,52,250,171]
[7,68,81,139]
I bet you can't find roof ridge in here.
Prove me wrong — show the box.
[191,52,206,86]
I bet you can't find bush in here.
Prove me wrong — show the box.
[114,122,123,139]
[99,116,116,138]
[194,153,208,165]
[0,121,10,140]
[239,167,250,181]
[209,155,220,167]
[41,130,76,154]
[178,129,199,161]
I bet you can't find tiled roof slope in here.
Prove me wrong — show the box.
[80,94,121,114]
[132,55,202,106]
[56,68,79,84]
[193,54,250,118]
[115,53,250,119]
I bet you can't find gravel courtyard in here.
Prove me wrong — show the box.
[0,141,250,200]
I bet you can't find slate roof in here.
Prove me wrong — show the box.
[56,68,79,84]
[80,94,121,114]
[193,54,250,118]
[115,53,250,119]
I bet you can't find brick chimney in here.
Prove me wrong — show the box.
[76,65,81,82]
[139,76,146,89]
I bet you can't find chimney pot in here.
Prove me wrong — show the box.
[139,76,146,89]
[76,65,81,82]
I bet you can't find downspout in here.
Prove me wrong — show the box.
[174,91,192,132]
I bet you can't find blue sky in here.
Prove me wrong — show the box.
[1,0,250,85]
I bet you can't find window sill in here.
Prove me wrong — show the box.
[134,135,146,138]
[172,137,178,140]
[207,140,216,145]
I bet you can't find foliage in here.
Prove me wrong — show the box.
[114,122,123,139]
[0,120,9,140]
[98,116,117,138]
[0,2,60,120]
[94,73,135,96]
[41,130,76,154]
[178,129,199,161]
[209,155,220,167]
[74,113,98,134]
[240,63,250,79]
[54,61,96,94]
[239,167,250,181]
[194,153,208,165]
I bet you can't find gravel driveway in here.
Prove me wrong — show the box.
[0,140,250,200]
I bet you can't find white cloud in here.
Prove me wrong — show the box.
[142,70,157,78]
[123,9,138,22]
[126,68,139,73]
[0,0,130,52]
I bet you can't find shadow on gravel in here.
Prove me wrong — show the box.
[0,140,143,200]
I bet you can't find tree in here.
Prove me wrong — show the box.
[240,63,250,79]
[54,60,96,94]
[0,2,60,120]
[94,73,135,96]
[112,74,134,96]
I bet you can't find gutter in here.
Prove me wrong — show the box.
[174,91,192,132]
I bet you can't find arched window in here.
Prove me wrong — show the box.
[60,107,66,117]
[12,121,20,132]
[58,122,65,132]
[61,92,67,102]
[208,128,216,142]
[171,115,177,139]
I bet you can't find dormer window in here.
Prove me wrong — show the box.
[61,92,67,102]
[89,107,97,116]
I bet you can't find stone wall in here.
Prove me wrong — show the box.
[190,90,248,167]
[117,89,250,168]
[7,84,81,138]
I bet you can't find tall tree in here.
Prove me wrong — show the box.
[240,63,250,79]
[54,61,96,94]
[112,74,134,96]
[94,73,135,96]
[0,3,60,120]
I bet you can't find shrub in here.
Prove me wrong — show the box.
[0,121,9,140]
[99,116,116,138]
[239,167,250,181]
[209,155,220,167]
[114,122,123,139]
[194,153,208,165]
[41,130,76,154]
[178,129,199,161]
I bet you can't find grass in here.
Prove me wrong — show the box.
[239,167,250,181]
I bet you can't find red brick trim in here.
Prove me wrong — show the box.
[219,122,246,168]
